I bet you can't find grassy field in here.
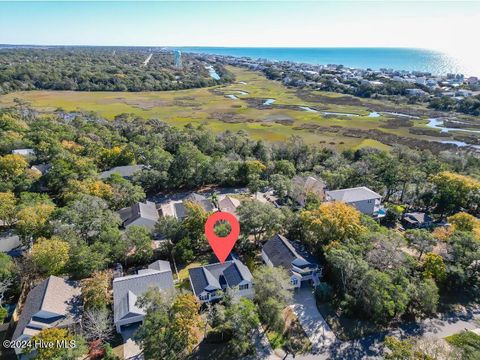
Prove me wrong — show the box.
[0,66,463,150]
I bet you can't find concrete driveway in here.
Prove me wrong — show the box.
[290,287,337,352]
[121,324,143,360]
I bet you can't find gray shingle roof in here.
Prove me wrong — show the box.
[13,276,81,340]
[219,196,241,215]
[404,212,432,224]
[188,259,252,296]
[118,201,159,227]
[113,261,174,323]
[183,193,215,212]
[262,234,317,270]
[326,186,381,203]
[99,165,146,179]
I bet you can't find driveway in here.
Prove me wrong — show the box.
[121,324,143,360]
[287,305,480,360]
[290,287,337,352]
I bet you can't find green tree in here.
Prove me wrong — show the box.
[124,225,153,264]
[405,229,436,260]
[0,253,15,280]
[81,271,112,310]
[431,171,480,215]
[183,201,209,251]
[30,236,70,275]
[55,195,120,244]
[0,191,16,226]
[106,174,146,210]
[270,173,291,200]
[225,298,260,357]
[253,266,293,332]
[135,289,202,360]
[408,278,439,317]
[301,201,366,248]
[423,253,447,283]
[237,200,285,246]
[26,328,87,360]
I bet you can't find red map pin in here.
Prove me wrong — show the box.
[204,211,240,264]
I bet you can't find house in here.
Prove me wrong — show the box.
[159,193,215,220]
[99,165,146,180]
[262,234,320,288]
[183,192,215,212]
[0,231,22,253]
[12,149,35,157]
[290,175,326,206]
[30,163,52,176]
[325,186,385,218]
[188,259,254,303]
[402,212,434,229]
[12,276,81,356]
[406,88,429,97]
[113,260,174,333]
[218,195,241,216]
[118,201,159,231]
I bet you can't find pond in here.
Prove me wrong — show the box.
[438,140,480,150]
[427,118,480,134]
[205,65,220,80]
[263,99,276,105]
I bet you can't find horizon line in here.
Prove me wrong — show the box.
[0,43,436,52]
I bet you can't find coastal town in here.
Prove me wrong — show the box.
[198,52,480,105]
[0,95,479,359]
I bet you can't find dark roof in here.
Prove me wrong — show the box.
[118,201,159,227]
[404,212,433,224]
[13,276,81,340]
[262,234,317,270]
[113,261,174,323]
[188,259,252,296]
[99,165,146,179]
[31,163,52,175]
[183,193,215,212]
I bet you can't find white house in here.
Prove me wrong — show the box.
[12,149,35,157]
[262,234,321,288]
[12,276,81,357]
[325,186,385,218]
[188,259,254,303]
[113,260,174,333]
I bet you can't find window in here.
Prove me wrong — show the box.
[239,284,249,290]
[291,278,298,286]
[199,293,209,301]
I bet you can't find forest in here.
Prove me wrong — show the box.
[0,47,233,93]
[0,103,479,358]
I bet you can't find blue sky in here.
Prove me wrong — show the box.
[1,1,479,56]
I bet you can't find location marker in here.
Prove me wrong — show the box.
[204,211,240,264]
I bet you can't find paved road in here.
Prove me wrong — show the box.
[287,305,480,360]
[248,325,280,360]
[290,287,336,352]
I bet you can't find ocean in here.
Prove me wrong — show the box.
[175,47,474,76]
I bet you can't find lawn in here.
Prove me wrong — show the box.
[0,65,464,150]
